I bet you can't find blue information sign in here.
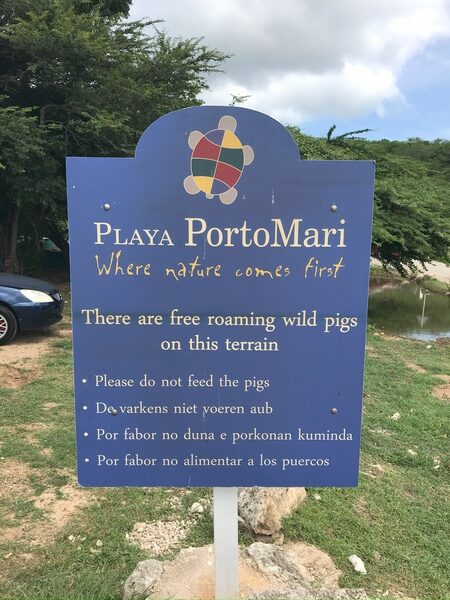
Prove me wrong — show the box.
[67,106,375,487]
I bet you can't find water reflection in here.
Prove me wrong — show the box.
[368,277,450,341]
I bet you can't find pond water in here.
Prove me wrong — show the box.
[368,277,450,341]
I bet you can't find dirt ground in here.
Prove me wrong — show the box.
[0,459,91,547]
[432,380,450,402]
[0,323,93,583]
[0,328,71,389]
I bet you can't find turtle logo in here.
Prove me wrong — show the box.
[183,115,254,205]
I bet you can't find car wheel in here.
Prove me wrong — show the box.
[0,306,18,345]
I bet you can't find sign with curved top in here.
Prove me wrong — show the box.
[67,106,375,487]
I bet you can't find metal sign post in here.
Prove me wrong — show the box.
[214,488,239,600]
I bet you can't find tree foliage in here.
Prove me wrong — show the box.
[289,127,450,274]
[326,124,373,143]
[0,0,448,276]
[73,0,132,17]
[0,0,227,270]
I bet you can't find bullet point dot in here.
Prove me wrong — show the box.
[340,219,346,225]
[84,458,90,463]
[82,378,87,384]
[83,432,89,437]
[82,405,88,411]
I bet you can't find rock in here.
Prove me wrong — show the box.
[348,555,367,574]
[389,412,401,421]
[150,544,281,600]
[247,590,309,599]
[238,487,307,534]
[96,539,103,547]
[127,520,191,555]
[123,559,163,600]
[368,464,384,477]
[189,502,204,514]
[283,541,342,587]
[248,589,368,599]
[150,546,215,599]
[146,543,367,600]
[246,542,368,599]
[168,496,182,511]
[255,531,285,545]
[245,542,307,585]
[238,515,252,530]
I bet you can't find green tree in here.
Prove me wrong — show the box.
[0,0,227,271]
[289,127,450,274]
[0,104,43,268]
[73,0,132,16]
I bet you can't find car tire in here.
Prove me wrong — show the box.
[0,305,18,345]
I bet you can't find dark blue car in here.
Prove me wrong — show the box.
[0,274,63,345]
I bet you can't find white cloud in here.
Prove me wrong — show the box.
[130,0,450,123]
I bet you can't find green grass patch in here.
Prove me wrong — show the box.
[370,264,397,278]
[0,331,449,599]
[414,276,450,295]
[283,333,450,600]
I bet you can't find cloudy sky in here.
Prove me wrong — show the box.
[130,0,450,140]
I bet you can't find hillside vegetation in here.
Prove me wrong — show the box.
[289,129,450,274]
[0,0,448,274]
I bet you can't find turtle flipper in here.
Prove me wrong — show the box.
[219,188,238,205]
[188,131,203,150]
[243,145,254,166]
[184,175,200,195]
[218,115,237,133]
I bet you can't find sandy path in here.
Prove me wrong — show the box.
[413,261,450,283]
[371,258,450,284]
